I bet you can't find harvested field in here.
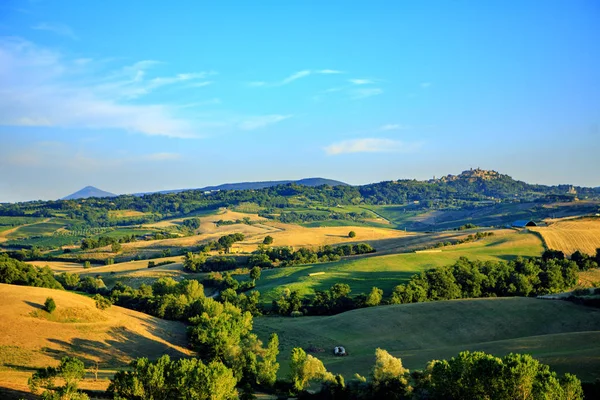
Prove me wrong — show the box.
[531,218,600,255]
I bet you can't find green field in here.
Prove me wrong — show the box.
[253,297,600,382]
[251,231,543,305]
[5,219,71,239]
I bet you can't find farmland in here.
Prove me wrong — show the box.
[253,297,600,381]
[530,217,600,256]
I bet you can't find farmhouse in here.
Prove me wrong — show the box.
[511,220,538,228]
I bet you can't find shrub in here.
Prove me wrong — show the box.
[263,235,274,245]
[94,294,112,310]
[83,261,91,269]
[348,231,356,238]
[290,310,303,317]
[44,297,56,313]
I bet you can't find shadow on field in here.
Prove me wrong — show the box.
[23,301,43,310]
[0,387,38,400]
[43,326,189,369]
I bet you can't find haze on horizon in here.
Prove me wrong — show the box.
[0,0,598,203]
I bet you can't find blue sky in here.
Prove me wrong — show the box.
[0,0,598,202]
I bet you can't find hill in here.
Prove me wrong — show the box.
[253,297,600,382]
[0,283,192,395]
[251,230,543,305]
[61,186,116,200]
[133,177,349,196]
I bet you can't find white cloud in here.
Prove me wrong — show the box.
[349,79,374,85]
[380,124,410,131]
[280,70,311,85]
[350,88,383,99]
[318,69,343,74]
[238,114,291,130]
[0,37,215,138]
[324,138,421,155]
[31,22,78,39]
[421,82,432,88]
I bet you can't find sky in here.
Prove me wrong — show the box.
[0,0,599,202]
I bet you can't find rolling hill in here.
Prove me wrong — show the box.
[0,283,192,395]
[61,186,116,200]
[253,297,600,382]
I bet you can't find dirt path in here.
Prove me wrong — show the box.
[0,217,52,243]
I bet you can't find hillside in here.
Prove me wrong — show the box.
[134,177,349,196]
[0,283,192,394]
[253,297,600,381]
[61,186,116,200]
[531,217,600,256]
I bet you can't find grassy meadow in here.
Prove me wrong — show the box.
[252,230,544,305]
[253,297,600,381]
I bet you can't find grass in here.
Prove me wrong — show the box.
[530,217,600,256]
[0,283,192,394]
[252,231,543,305]
[107,210,150,219]
[253,297,600,382]
[5,219,71,239]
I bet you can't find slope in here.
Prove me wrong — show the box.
[0,283,192,394]
[253,297,600,381]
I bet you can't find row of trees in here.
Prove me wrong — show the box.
[0,253,64,289]
[272,251,595,316]
[97,347,585,399]
[248,243,375,269]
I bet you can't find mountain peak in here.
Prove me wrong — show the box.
[61,186,116,200]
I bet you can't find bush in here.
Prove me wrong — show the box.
[94,294,112,310]
[290,310,303,317]
[263,235,274,245]
[348,231,356,238]
[44,297,56,313]
[83,261,91,269]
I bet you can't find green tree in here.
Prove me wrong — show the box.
[83,260,91,269]
[371,348,411,400]
[44,297,56,313]
[250,266,261,281]
[29,356,88,400]
[348,231,356,238]
[263,235,274,245]
[289,347,334,392]
[257,333,279,386]
[111,242,122,253]
[365,287,383,307]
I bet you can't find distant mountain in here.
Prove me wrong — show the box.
[133,177,348,196]
[62,186,116,200]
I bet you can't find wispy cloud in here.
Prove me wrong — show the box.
[0,37,218,138]
[380,124,409,131]
[324,138,421,155]
[279,70,311,85]
[318,69,343,74]
[238,114,292,130]
[421,82,432,88]
[250,69,344,87]
[349,79,374,85]
[350,88,383,99]
[31,22,78,39]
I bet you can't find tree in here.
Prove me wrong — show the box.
[83,261,91,269]
[29,356,88,400]
[365,287,383,307]
[371,348,411,399]
[250,266,261,281]
[289,347,334,392]
[94,294,112,310]
[257,333,279,386]
[348,231,356,238]
[44,297,56,313]
[263,235,274,245]
[111,242,122,253]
